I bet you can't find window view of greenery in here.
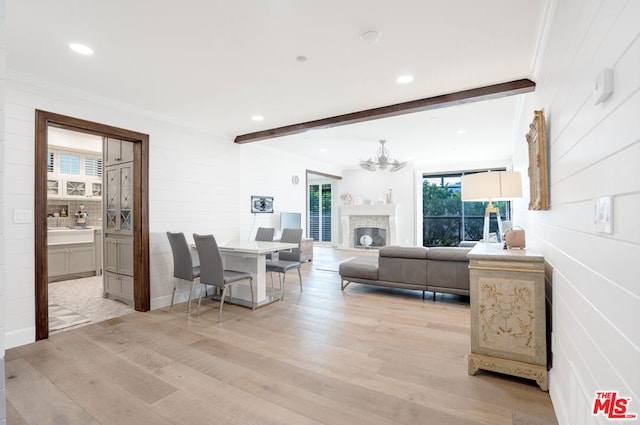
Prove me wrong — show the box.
[309,183,332,242]
[423,173,511,247]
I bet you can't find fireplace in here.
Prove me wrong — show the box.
[354,227,387,248]
[340,204,398,249]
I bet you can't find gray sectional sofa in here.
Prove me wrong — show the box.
[338,245,473,299]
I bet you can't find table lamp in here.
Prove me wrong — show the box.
[461,171,522,243]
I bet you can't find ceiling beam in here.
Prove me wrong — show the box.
[234,78,535,144]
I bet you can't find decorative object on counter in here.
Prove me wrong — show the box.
[384,188,393,204]
[359,140,407,172]
[250,195,274,213]
[461,171,522,243]
[526,110,549,210]
[75,204,88,227]
[504,226,526,249]
[340,193,352,205]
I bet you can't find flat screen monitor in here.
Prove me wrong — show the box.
[280,212,301,230]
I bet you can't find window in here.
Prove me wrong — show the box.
[85,157,103,177]
[59,153,81,175]
[422,170,511,246]
[47,151,55,173]
[48,148,102,178]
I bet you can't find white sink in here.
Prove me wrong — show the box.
[48,228,94,245]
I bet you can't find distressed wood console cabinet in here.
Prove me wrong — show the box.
[467,243,548,391]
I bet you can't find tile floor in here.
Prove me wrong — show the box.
[48,275,134,333]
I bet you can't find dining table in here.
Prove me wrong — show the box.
[212,240,298,308]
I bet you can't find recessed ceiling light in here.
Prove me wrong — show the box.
[251,115,264,122]
[457,129,467,135]
[396,75,414,84]
[296,55,307,63]
[320,148,328,153]
[69,43,93,55]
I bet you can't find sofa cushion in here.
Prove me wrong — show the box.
[427,247,471,261]
[379,246,428,259]
[339,256,379,280]
[427,247,471,294]
[379,246,428,287]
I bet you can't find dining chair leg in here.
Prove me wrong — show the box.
[281,273,286,301]
[297,268,302,291]
[189,279,200,314]
[196,283,206,315]
[249,278,255,310]
[219,286,228,322]
[170,279,177,307]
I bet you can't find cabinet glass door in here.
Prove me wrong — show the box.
[105,168,118,231]
[120,166,133,231]
[47,179,61,197]
[65,180,87,197]
[92,182,102,197]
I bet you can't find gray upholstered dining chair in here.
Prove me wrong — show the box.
[265,228,303,300]
[193,233,255,321]
[255,227,275,242]
[255,227,275,260]
[166,231,200,314]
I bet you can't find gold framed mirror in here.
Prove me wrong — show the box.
[526,110,549,210]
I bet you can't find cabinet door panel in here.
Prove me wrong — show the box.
[69,246,95,274]
[104,272,122,295]
[104,238,119,273]
[121,275,134,299]
[117,239,134,276]
[48,248,68,277]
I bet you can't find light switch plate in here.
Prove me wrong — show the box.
[593,196,612,234]
[13,209,33,224]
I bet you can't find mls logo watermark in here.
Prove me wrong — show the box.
[593,392,637,420]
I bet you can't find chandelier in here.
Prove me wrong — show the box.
[359,140,407,172]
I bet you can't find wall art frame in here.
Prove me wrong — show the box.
[251,195,274,213]
[526,110,549,210]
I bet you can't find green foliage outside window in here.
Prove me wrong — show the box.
[423,178,510,247]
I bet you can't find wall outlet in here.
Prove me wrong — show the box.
[593,196,612,234]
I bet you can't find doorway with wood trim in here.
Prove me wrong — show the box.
[34,110,150,341]
[306,170,341,245]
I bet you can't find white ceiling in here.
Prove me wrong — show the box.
[7,0,549,171]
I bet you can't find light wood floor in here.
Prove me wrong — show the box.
[6,246,557,425]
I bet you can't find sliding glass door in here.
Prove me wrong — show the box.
[308,183,332,243]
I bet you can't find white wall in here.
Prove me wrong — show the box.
[0,0,7,422]
[338,166,415,246]
[238,143,342,241]
[3,74,340,348]
[513,1,640,423]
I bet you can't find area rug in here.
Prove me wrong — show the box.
[49,303,91,331]
[314,257,356,272]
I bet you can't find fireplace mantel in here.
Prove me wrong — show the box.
[340,203,398,249]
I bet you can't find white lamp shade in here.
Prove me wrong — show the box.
[461,171,522,201]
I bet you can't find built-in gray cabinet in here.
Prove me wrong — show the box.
[104,138,134,166]
[103,236,134,304]
[103,136,135,304]
[48,243,96,281]
[104,273,134,302]
[104,163,134,235]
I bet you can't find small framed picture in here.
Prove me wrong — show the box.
[251,196,274,213]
